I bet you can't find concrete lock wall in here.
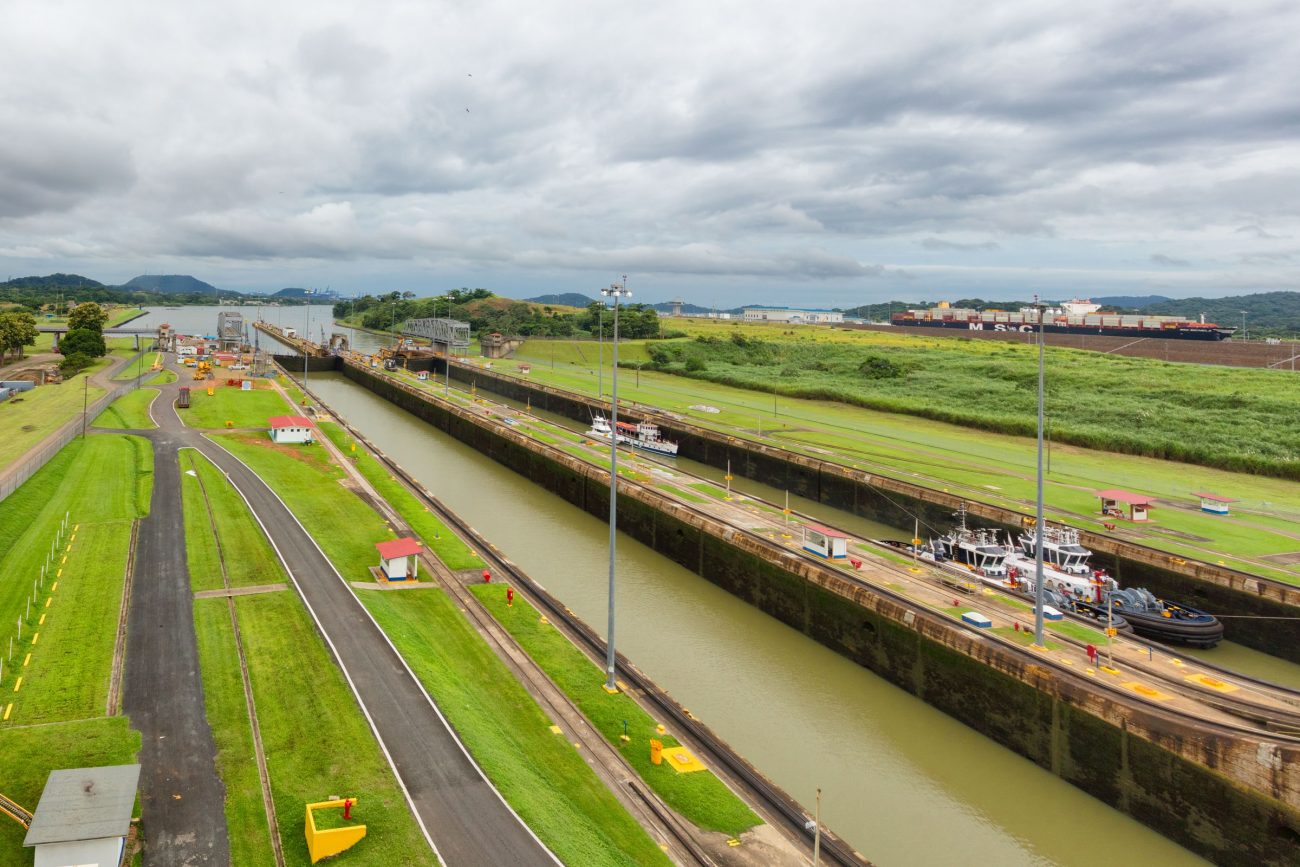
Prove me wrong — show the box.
[443,363,1300,663]
[340,360,1300,866]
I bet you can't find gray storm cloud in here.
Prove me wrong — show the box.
[0,0,1297,303]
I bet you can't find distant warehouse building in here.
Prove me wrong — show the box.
[741,306,844,325]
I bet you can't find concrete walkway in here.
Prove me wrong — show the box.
[120,426,232,866]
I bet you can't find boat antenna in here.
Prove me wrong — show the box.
[1033,293,1047,647]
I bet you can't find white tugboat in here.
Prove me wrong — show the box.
[587,415,679,457]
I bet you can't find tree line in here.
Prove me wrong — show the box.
[334,290,668,340]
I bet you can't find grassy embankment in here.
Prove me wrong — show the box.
[470,586,762,836]
[317,421,482,570]
[181,450,433,865]
[0,435,151,853]
[179,384,292,430]
[0,363,120,471]
[93,388,159,430]
[215,432,683,864]
[148,368,177,385]
[492,335,1300,582]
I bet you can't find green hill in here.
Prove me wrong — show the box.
[122,274,222,295]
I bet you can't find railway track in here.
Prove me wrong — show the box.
[0,792,32,828]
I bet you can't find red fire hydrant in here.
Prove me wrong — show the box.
[506,586,514,607]
[482,569,491,584]
[343,798,352,821]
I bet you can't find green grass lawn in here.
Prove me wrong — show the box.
[93,387,159,430]
[213,432,394,579]
[111,351,154,381]
[149,368,178,385]
[180,385,292,430]
[0,718,141,855]
[192,598,279,866]
[0,435,151,722]
[0,374,107,472]
[364,590,672,866]
[216,591,435,865]
[470,586,762,836]
[317,422,483,570]
[181,449,289,591]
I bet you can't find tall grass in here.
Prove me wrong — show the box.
[643,334,1300,479]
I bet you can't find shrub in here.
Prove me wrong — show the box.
[59,352,93,375]
[684,356,707,372]
[858,355,903,379]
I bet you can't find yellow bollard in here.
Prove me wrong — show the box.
[650,739,663,765]
[226,420,233,428]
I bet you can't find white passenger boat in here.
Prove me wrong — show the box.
[587,415,679,456]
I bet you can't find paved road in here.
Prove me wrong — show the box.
[120,425,231,866]
[151,367,556,865]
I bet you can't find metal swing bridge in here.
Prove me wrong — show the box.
[400,318,471,349]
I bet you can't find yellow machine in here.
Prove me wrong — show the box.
[193,360,212,380]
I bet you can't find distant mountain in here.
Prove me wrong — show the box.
[648,301,741,315]
[524,292,595,308]
[1091,295,1174,307]
[122,274,221,295]
[0,273,106,290]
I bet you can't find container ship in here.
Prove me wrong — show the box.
[891,300,1235,341]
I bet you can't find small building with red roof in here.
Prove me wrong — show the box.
[376,537,422,581]
[1097,489,1156,522]
[268,415,314,445]
[1193,492,1237,516]
[802,522,849,559]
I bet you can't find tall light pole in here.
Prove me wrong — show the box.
[597,301,604,398]
[1033,294,1046,647]
[1241,310,1247,341]
[601,276,631,692]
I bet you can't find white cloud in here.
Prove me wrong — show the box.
[0,0,1298,304]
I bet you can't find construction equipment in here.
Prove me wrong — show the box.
[193,360,213,380]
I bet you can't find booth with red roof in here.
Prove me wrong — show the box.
[802,523,849,559]
[1097,489,1156,522]
[375,538,422,581]
[1193,492,1237,516]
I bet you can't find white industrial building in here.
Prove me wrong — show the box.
[741,307,844,325]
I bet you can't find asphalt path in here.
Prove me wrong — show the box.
[120,425,231,866]
[151,368,556,865]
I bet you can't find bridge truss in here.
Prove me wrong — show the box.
[401,317,471,348]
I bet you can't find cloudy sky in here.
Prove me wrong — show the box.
[2,0,1299,306]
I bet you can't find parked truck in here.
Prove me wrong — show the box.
[177,386,191,409]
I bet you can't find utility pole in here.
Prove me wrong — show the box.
[1033,293,1046,648]
[303,301,311,391]
[601,276,631,693]
[598,302,604,398]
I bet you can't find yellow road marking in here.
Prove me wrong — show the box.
[2,704,10,720]
[31,633,38,646]
[44,598,51,609]
[61,556,67,565]
[1185,673,1240,693]
[51,581,57,591]
[74,524,79,531]
[38,614,45,625]
[70,534,75,543]
[22,654,30,668]
[1121,681,1174,702]
[13,678,21,693]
